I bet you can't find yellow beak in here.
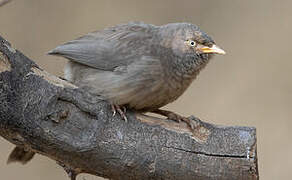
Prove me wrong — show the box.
[199,44,226,55]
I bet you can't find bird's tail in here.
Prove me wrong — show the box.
[7,146,35,165]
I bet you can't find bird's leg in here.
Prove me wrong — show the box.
[111,104,128,122]
[151,109,195,129]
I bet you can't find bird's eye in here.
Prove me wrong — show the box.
[188,40,196,47]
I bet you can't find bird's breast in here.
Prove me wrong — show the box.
[160,57,210,104]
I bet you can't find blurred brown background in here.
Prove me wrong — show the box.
[0,0,291,179]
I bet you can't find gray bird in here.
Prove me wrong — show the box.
[48,21,225,126]
[7,22,225,165]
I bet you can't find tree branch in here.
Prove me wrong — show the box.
[0,35,259,180]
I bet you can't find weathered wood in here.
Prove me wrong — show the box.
[0,36,259,180]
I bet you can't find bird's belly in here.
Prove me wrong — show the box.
[67,61,196,111]
[120,78,194,111]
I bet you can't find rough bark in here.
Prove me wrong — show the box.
[0,36,259,180]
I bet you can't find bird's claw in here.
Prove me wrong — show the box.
[152,109,197,130]
[167,113,195,129]
[111,104,128,122]
[111,104,117,117]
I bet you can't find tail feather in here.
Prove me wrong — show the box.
[7,146,35,165]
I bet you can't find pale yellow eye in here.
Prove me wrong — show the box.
[188,40,196,47]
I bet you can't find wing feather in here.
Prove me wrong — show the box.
[48,22,156,71]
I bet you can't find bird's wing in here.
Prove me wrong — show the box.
[48,22,156,71]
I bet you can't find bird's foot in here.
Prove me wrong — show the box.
[111,104,128,122]
[151,109,196,130]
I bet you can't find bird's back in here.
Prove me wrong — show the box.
[49,22,156,71]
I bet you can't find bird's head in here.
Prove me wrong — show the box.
[159,23,225,58]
